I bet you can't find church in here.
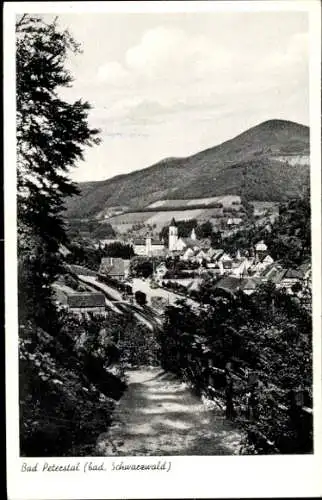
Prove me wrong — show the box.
[168,218,210,253]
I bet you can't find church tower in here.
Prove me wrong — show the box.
[168,218,178,252]
[190,227,197,241]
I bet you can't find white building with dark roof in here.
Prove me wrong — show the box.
[133,236,165,256]
[99,257,130,281]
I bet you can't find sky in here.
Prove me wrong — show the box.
[43,11,309,182]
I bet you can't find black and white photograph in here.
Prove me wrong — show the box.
[5,1,322,498]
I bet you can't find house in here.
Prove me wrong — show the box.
[297,261,311,287]
[133,236,165,256]
[58,245,71,257]
[98,257,130,281]
[217,252,233,263]
[194,248,208,264]
[181,247,195,261]
[260,263,287,285]
[187,278,203,294]
[251,201,279,218]
[241,277,262,295]
[254,240,268,260]
[229,258,252,278]
[208,248,225,262]
[214,276,249,297]
[52,283,106,317]
[252,254,274,275]
[227,217,243,227]
[279,269,304,292]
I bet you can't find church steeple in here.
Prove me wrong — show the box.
[190,227,197,240]
[168,218,178,251]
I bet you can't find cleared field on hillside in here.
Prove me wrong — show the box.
[108,209,212,232]
[146,209,205,228]
[146,195,241,209]
[107,212,152,225]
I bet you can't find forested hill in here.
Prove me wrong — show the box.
[64,119,310,219]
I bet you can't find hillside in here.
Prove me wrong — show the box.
[64,119,310,219]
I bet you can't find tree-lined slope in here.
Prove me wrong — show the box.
[64,119,309,219]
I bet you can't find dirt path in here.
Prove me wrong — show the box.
[96,368,244,456]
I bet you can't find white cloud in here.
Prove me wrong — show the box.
[97,25,233,86]
[97,61,130,84]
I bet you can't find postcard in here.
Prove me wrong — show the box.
[5,1,322,498]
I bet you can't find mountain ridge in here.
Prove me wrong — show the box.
[64,119,310,219]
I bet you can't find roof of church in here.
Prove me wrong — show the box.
[169,217,177,226]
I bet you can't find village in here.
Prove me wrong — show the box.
[53,213,311,318]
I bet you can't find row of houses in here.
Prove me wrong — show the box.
[211,261,311,298]
[157,237,311,298]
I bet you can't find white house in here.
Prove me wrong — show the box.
[229,258,252,278]
[194,248,208,264]
[217,252,233,263]
[252,254,274,275]
[133,236,165,256]
[181,247,195,261]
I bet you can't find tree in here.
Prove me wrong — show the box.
[130,257,154,278]
[103,242,134,259]
[196,221,213,239]
[135,291,147,306]
[16,15,100,330]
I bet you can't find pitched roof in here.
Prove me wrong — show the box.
[183,246,195,254]
[67,292,105,308]
[170,217,177,226]
[214,276,248,294]
[187,278,203,292]
[59,245,71,257]
[133,239,146,245]
[198,238,211,248]
[241,277,261,291]
[99,257,129,276]
[297,261,311,275]
[53,283,105,308]
[283,269,304,280]
[151,239,163,245]
[262,266,287,283]
[211,249,225,261]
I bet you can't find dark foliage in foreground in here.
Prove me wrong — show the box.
[158,280,312,454]
[19,314,126,456]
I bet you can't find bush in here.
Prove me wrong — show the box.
[135,291,147,306]
[19,321,124,456]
